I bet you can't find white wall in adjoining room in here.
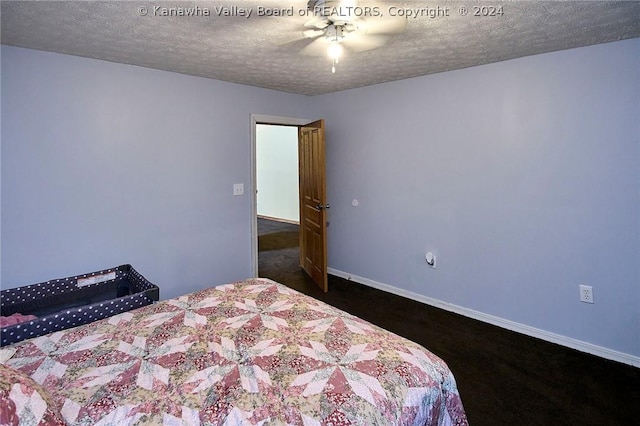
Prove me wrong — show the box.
[1,46,311,299]
[256,124,299,223]
[310,38,640,361]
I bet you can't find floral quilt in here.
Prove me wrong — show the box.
[0,278,468,425]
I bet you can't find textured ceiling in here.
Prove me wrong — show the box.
[2,1,640,95]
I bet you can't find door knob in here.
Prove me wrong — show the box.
[315,203,331,211]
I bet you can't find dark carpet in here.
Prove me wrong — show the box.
[258,218,640,426]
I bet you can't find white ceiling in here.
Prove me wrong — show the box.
[2,1,639,96]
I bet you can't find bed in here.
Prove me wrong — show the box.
[0,278,468,425]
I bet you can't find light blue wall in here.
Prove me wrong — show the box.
[256,124,299,222]
[311,39,640,357]
[1,46,311,299]
[2,39,639,359]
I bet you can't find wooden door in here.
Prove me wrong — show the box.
[298,120,328,292]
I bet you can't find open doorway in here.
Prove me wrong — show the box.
[250,114,328,294]
[256,124,303,286]
[250,114,309,278]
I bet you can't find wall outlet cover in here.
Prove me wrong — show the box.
[579,285,594,304]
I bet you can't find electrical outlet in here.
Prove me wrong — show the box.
[579,285,594,304]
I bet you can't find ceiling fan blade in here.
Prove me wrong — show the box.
[300,37,330,56]
[275,22,325,46]
[276,30,313,46]
[304,16,329,29]
[342,34,389,52]
[303,29,325,38]
[355,16,407,35]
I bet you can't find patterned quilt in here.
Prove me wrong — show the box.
[1,278,468,425]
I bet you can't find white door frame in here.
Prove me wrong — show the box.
[250,114,311,277]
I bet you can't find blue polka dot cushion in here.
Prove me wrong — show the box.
[1,264,159,346]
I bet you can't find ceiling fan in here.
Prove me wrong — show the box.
[292,0,407,73]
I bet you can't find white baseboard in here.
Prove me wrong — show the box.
[328,268,640,368]
[257,215,299,225]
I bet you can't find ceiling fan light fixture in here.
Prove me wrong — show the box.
[328,42,343,61]
[326,24,345,73]
[329,41,342,74]
[299,5,407,74]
